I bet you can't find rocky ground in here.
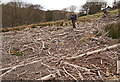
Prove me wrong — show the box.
[1,17,120,80]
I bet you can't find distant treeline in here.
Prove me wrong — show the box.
[2,0,120,28]
[2,1,69,27]
[78,0,120,17]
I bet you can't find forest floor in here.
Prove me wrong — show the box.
[1,16,120,80]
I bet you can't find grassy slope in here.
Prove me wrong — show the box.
[1,9,119,32]
[80,9,118,19]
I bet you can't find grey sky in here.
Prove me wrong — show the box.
[1,0,114,12]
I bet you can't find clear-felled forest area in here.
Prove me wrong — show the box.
[1,0,120,81]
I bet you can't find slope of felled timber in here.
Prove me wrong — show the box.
[1,17,119,80]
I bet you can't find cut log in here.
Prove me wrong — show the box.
[38,74,56,80]
[66,44,120,60]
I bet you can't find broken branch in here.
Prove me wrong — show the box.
[66,44,120,60]
[38,74,56,80]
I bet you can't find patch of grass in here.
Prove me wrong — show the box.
[109,9,119,16]
[1,26,26,32]
[105,22,120,39]
[78,9,118,21]
[16,52,24,56]
[79,12,103,19]
[60,22,63,26]
[31,25,37,28]
[10,47,24,56]
[2,28,10,32]
[37,20,65,27]
[14,26,25,31]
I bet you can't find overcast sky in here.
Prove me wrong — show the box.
[1,0,114,12]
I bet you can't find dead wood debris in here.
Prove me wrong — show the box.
[1,17,120,80]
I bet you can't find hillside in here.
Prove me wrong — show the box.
[1,9,119,32]
[1,11,120,80]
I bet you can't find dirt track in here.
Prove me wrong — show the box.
[1,17,119,80]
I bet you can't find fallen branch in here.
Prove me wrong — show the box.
[21,47,35,52]
[61,61,90,72]
[62,61,84,80]
[42,41,45,49]
[0,59,42,78]
[63,66,77,81]
[66,44,120,60]
[75,68,84,80]
[38,74,56,80]
[41,62,55,70]
[91,64,106,76]
[98,71,104,81]
[17,70,28,77]
[57,32,69,36]
[0,66,12,72]
[8,45,11,54]
[0,57,40,72]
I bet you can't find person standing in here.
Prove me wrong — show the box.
[71,12,77,28]
[103,9,108,18]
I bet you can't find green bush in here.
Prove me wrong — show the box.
[31,25,37,28]
[60,22,63,26]
[105,22,120,39]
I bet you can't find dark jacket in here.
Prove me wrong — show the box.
[71,14,77,21]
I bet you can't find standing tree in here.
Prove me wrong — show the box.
[62,8,68,19]
[113,0,117,9]
[113,0,120,16]
[62,8,68,12]
[81,2,89,15]
[45,10,53,22]
[2,0,44,27]
[69,5,76,12]
[81,0,107,15]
